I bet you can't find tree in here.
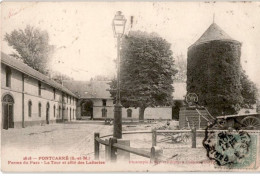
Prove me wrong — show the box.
[51,71,74,84]
[5,25,54,74]
[109,31,177,121]
[240,70,258,109]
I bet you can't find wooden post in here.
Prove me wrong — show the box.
[191,127,196,148]
[105,139,109,161]
[150,146,163,162]
[152,129,157,146]
[94,132,100,160]
[109,138,117,162]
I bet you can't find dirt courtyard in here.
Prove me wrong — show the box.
[2,122,209,163]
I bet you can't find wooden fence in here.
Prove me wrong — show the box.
[94,128,202,162]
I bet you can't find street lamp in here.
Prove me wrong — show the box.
[112,11,126,139]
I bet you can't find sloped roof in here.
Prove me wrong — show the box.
[63,80,112,99]
[190,23,240,48]
[1,52,78,98]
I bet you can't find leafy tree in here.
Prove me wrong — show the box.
[5,25,54,74]
[51,71,74,85]
[109,31,177,121]
[240,70,258,109]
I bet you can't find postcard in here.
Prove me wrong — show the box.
[1,1,260,172]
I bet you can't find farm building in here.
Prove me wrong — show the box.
[1,52,78,130]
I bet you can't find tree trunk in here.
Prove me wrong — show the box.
[139,107,146,122]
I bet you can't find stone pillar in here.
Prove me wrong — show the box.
[117,139,130,162]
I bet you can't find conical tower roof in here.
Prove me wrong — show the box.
[190,23,239,48]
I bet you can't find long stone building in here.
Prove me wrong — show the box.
[63,80,185,120]
[1,52,78,130]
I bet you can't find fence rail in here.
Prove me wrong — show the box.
[94,128,201,162]
[94,128,260,163]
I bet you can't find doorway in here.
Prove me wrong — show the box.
[81,100,93,119]
[2,94,14,129]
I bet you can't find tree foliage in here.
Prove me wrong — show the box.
[240,70,258,109]
[5,25,54,74]
[51,71,74,85]
[109,31,177,120]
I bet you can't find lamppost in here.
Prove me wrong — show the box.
[112,11,126,139]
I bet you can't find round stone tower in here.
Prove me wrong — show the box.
[187,23,243,116]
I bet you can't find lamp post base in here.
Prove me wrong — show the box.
[113,102,123,139]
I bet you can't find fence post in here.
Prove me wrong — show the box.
[105,139,110,161]
[150,146,163,163]
[191,127,196,148]
[152,129,157,146]
[109,137,117,162]
[94,132,100,160]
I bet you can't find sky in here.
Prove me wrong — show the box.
[1,1,260,86]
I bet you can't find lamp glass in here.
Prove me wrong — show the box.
[112,11,126,37]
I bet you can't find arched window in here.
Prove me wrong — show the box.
[38,102,42,117]
[54,105,56,117]
[28,101,32,117]
[102,108,107,117]
[6,66,12,88]
[127,109,132,118]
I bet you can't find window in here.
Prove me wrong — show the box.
[28,101,32,117]
[53,88,56,100]
[38,102,41,117]
[67,94,68,103]
[38,81,41,96]
[70,108,71,119]
[59,106,61,118]
[73,109,74,119]
[102,99,107,106]
[6,66,11,87]
[54,105,56,117]
[127,109,132,118]
[102,108,107,117]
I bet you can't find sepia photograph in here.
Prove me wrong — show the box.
[1,1,260,172]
